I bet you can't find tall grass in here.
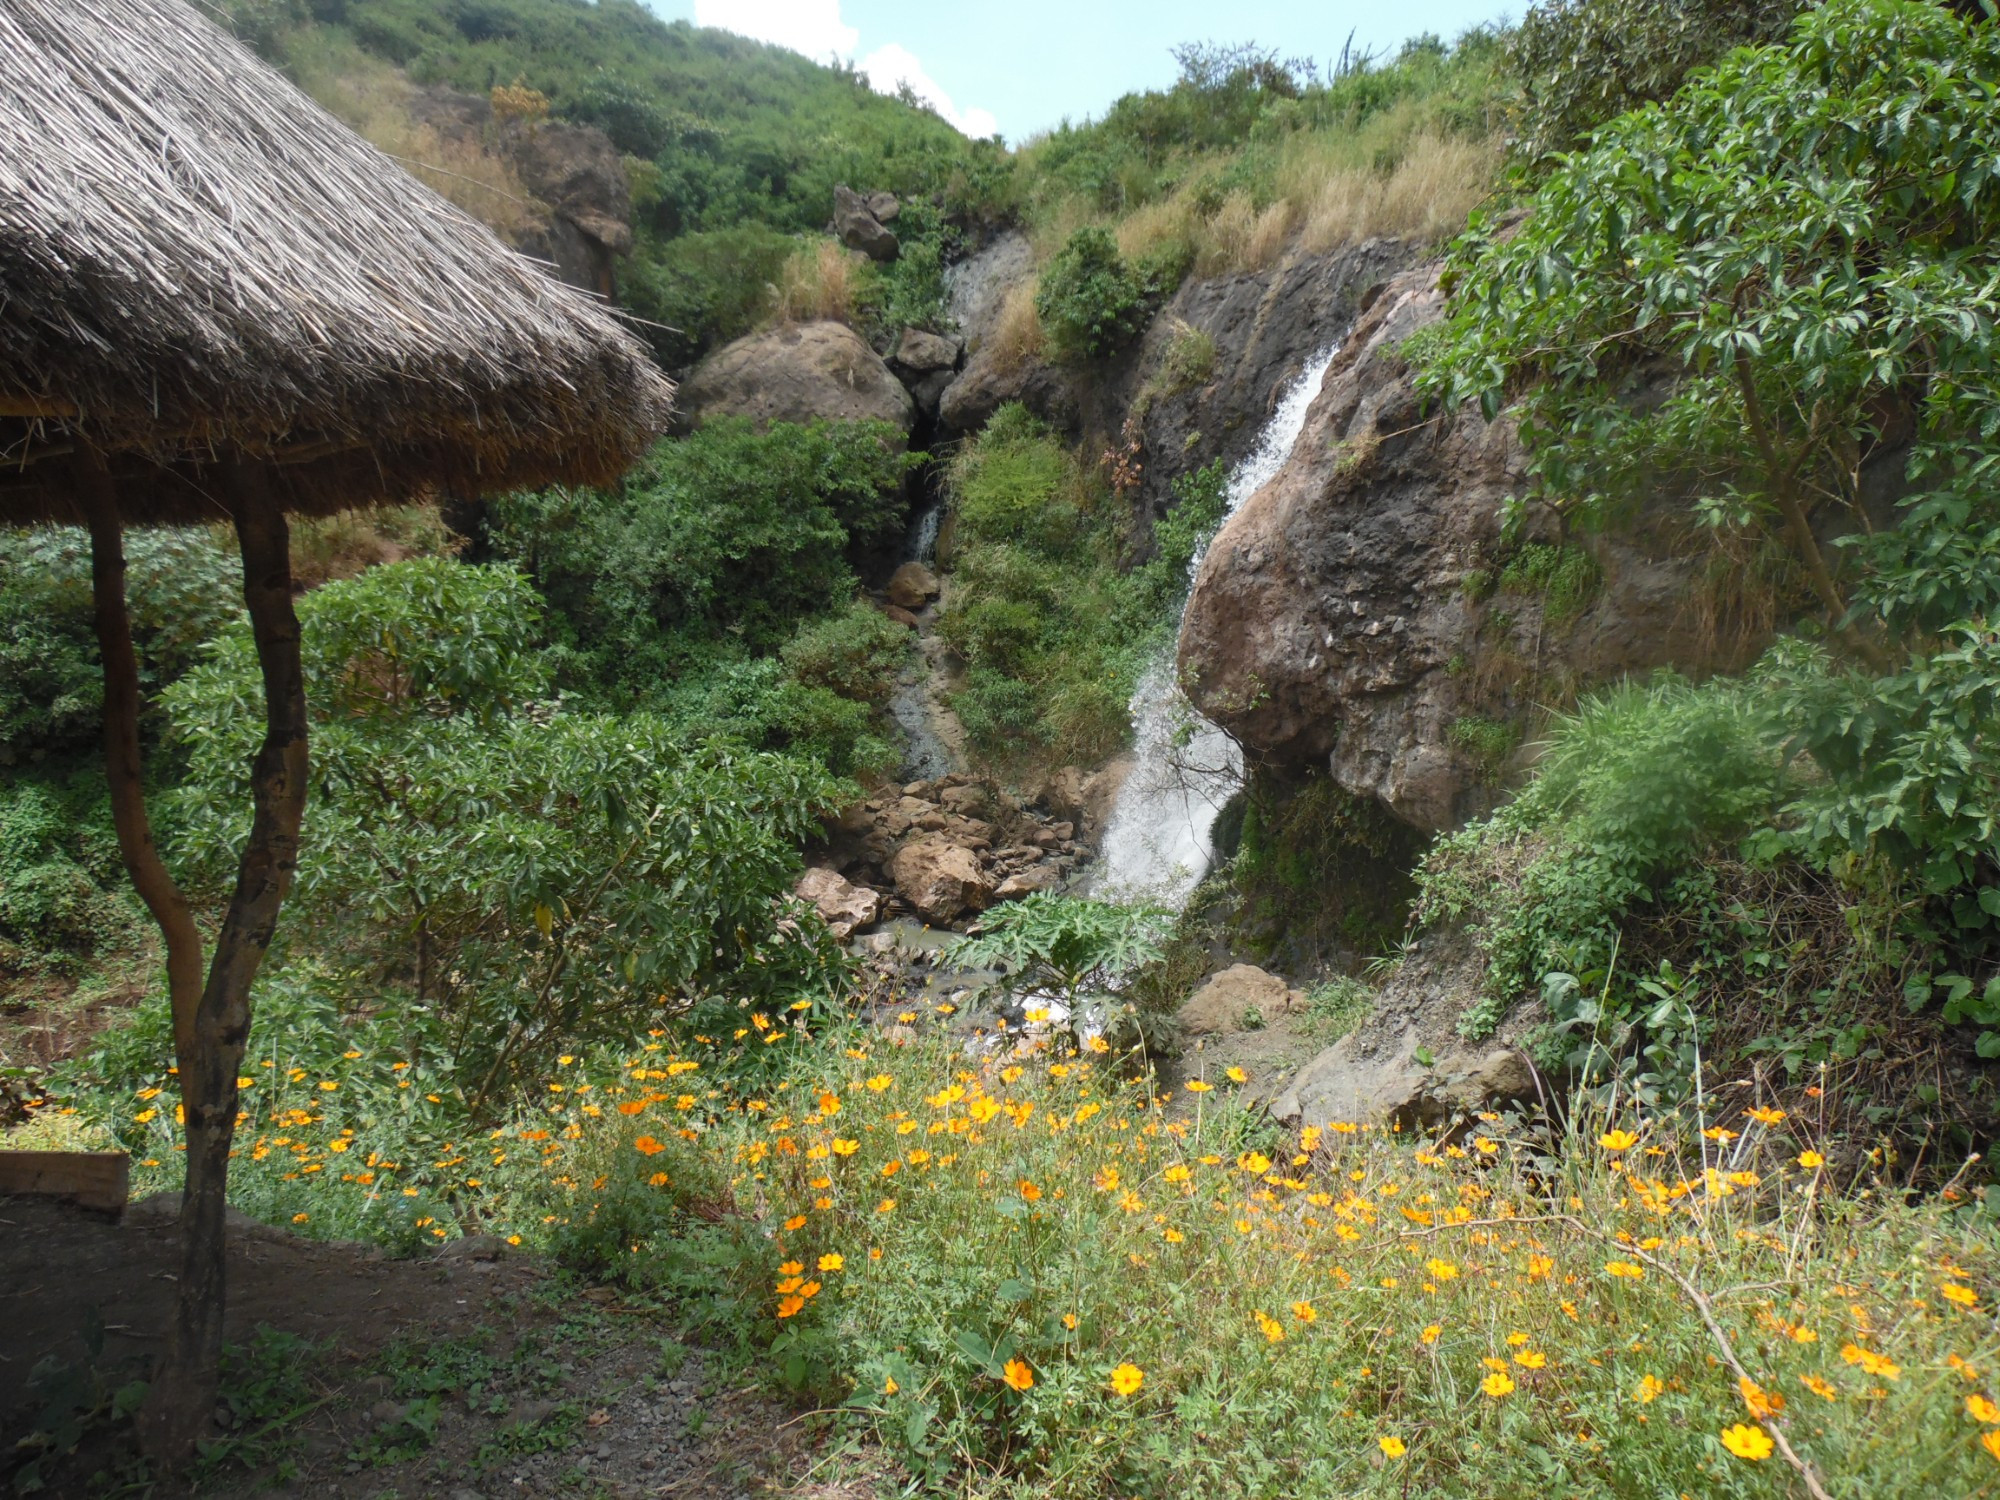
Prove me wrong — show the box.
[766,240,872,327]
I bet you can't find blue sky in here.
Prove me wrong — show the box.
[656,1,1516,143]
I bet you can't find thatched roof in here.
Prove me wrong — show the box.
[0,0,674,525]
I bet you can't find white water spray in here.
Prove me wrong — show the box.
[1094,343,1342,907]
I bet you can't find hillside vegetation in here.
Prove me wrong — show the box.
[11,1,2000,1495]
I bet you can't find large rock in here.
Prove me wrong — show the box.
[1179,964,1301,1036]
[1266,933,1545,1129]
[1178,260,1741,831]
[676,322,914,438]
[891,328,961,374]
[938,346,1075,436]
[889,838,993,924]
[945,231,1035,352]
[833,184,899,262]
[794,867,882,940]
[885,561,940,609]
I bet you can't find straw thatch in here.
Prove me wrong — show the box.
[0,0,675,525]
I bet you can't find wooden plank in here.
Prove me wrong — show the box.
[0,1151,131,1214]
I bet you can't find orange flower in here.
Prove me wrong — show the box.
[1635,1374,1663,1404]
[1002,1358,1034,1392]
[1799,1373,1837,1401]
[1840,1343,1900,1380]
[617,1100,646,1116]
[1966,1393,2000,1424]
[1738,1377,1784,1419]
[633,1135,666,1156]
[776,1295,805,1318]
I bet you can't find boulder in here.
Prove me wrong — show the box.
[867,190,902,224]
[938,345,1076,436]
[886,561,940,609]
[833,184,899,261]
[945,231,1034,352]
[1269,1027,1540,1131]
[994,865,1058,902]
[882,604,921,629]
[794,867,883,939]
[1036,766,1089,822]
[1178,964,1301,1036]
[889,838,993,924]
[892,328,961,374]
[675,322,914,438]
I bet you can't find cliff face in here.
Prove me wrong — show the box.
[1178,262,1732,831]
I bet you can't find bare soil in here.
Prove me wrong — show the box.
[1,1197,871,1499]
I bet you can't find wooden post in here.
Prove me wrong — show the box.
[134,462,310,1464]
[76,449,205,1063]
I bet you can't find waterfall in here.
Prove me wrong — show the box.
[1094,342,1343,907]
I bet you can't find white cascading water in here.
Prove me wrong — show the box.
[1093,342,1343,907]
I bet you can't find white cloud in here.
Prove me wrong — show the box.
[691,0,857,61]
[861,42,999,140]
[692,2,998,140]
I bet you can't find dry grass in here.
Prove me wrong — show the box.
[287,502,462,590]
[286,32,547,241]
[766,239,871,326]
[984,279,1046,373]
[1285,130,1500,251]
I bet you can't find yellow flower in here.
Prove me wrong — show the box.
[1109,1363,1144,1396]
[818,1092,841,1116]
[1481,1371,1515,1399]
[818,1253,844,1272]
[1426,1258,1459,1281]
[1984,1430,2000,1464]
[1635,1374,1664,1404]
[1514,1350,1546,1370]
[832,1138,859,1156]
[1604,1259,1645,1280]
[1598,1129,1638,1152]
[134,1109,157,1124]
[291,1212,308,1224]
[1474,1136,1499,1155]
[1256,1311,1285,1344]
[648,1172,669,1186]
[1086,1036,1111,1054]
[1799,1374,1837,1401]
[1420,1324,1441,1345]
[882,1376,898,1395]
[1238,1151,1272,1175]
[1378,1435,1406,1458]
[1744,1105,1786,1125]
[1062,1313,1078,1330]
[1719,1424,1773,1461]
[866,1075,893,1091]
[1943,1283,1980,1308]
[1225,1066,1247,1084]
[1002,1358,1034,1392]
[1184,1080,1214,1093]
[1094,1166,1121,1191]
[876,1198,896,1214]
[1292,1301,1317,1323]
[1967,1394,2000,1424]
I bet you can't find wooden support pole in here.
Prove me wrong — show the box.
[135,461,310,1465]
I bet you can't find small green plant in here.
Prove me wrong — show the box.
[1158,321,1218,392]
[1447,714,1518,777]
[946,892,1170,1012]
[1498,542,1601,625]
[1299,975,1373,1042]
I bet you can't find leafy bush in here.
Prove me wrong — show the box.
[490,420,916,700]
[1034,228,1153,361]
[161,559,850,1094]
[1496,542,1600,625]
[622,225,798,368]
[0,771,131,975]
[779,601,911,705]
[1418,675,1785,1051]
[945,893,1169,1010]
[1509,0,1799,160]
[0,526,240,763]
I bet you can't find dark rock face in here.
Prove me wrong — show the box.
[1178,260,1738,831]
[675,322,915,437]
[833,184,899,262]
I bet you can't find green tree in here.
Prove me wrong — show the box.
[162,559,848,1099]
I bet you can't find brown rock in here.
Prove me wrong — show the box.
[834,184,899,261]
[867,190,901,223]
[994,866,1058,901]
[793,867,883,940]
[1178,964,1298,1036]
[1179,260,1752,831]
[939,783,988,817]
[889,838,994,924]
[676,322,914,437]
[882,605,920,629]
[892,327,961,374]
[1036,767,1088,822]
[886,561,940,609]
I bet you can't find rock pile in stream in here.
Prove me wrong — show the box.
[802,774,1093,929]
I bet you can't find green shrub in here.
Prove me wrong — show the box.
[618,225,797,368]
[1420,674,1786,1050]
[0,526,240,762]
[780,600,911,705]
[0,771,132,975]
[1035,228,1153,361]
[1497,542,1600,625]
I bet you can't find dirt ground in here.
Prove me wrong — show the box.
[1,1196,876,1499]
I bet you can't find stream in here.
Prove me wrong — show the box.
[1093,341,1344,908]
